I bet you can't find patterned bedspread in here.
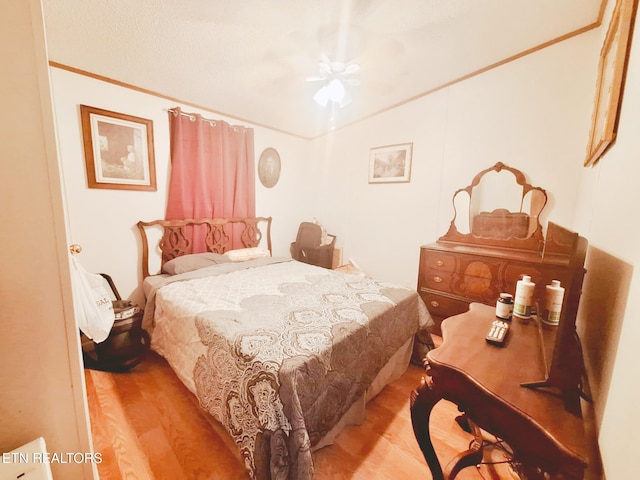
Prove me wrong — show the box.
[145,258,433,479]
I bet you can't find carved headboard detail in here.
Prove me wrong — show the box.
[136,217,272,278]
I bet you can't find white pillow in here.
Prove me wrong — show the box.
[223,247,271,262]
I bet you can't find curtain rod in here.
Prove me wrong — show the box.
[165,107,218,126]
[165,108,247,132]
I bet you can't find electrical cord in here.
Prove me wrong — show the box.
[471,437,524,480]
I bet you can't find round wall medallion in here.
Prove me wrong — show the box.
[258,147,281,188]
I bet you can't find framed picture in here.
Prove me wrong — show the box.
[80,105,157,190]
[584,0,638,167]
[368,143,413,184]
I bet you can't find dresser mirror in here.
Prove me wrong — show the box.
[443,162,548,252]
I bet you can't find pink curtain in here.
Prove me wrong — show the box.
[165,107,256,251]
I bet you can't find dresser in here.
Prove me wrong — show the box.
[418,225,586,336]
[417,163,587,340]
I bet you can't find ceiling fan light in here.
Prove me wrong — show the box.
[327,78,345,101]
[310,58,360,109]
[313,84,331,107]
[313,79,349,108]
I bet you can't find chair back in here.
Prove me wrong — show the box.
[295,222,323,248]
[290,222,336,269]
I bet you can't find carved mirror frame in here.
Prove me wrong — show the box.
[439,162,548,252]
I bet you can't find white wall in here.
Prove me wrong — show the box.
[0,2,95,478]
[311,28,599,288]
[50,69,314,302]
[572,2,640,477]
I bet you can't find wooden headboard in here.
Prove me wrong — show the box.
[136,217,272,278]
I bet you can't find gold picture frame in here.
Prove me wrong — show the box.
[81,105,157,190]
[584,0,638,167]
[368,143,413,184]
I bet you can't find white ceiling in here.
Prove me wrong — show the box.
[42,0,603,139]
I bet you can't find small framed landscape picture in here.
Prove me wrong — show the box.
[80,105,157,191]
[368,143,413,184]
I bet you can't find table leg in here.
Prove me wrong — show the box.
[410,376,444,480]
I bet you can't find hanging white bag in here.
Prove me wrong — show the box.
[69,255,115,343]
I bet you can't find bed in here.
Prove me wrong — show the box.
[136,217,434,479]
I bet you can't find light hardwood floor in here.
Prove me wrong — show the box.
[85,350,517,479]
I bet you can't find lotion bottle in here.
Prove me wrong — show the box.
[513,275,535,319]
[542,280,564,325]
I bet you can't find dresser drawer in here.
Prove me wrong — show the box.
[419,291,470,336]
[419,291,470,319]
[421,268,455,292]
[503,263,544,291]
[453,256,501,304]
[421,250,456,272]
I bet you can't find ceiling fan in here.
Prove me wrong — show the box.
[306,57,361,108]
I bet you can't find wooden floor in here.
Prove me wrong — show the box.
[85,349,518,480]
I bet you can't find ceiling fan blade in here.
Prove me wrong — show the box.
[345,63,360,74]
[318,61,332,76]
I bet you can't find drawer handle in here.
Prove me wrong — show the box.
[433,276,442,283]
[430,300,440,308]
[435,260,444,267]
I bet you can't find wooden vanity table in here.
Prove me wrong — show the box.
[412,163,591,478]
[410,303,588,479]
